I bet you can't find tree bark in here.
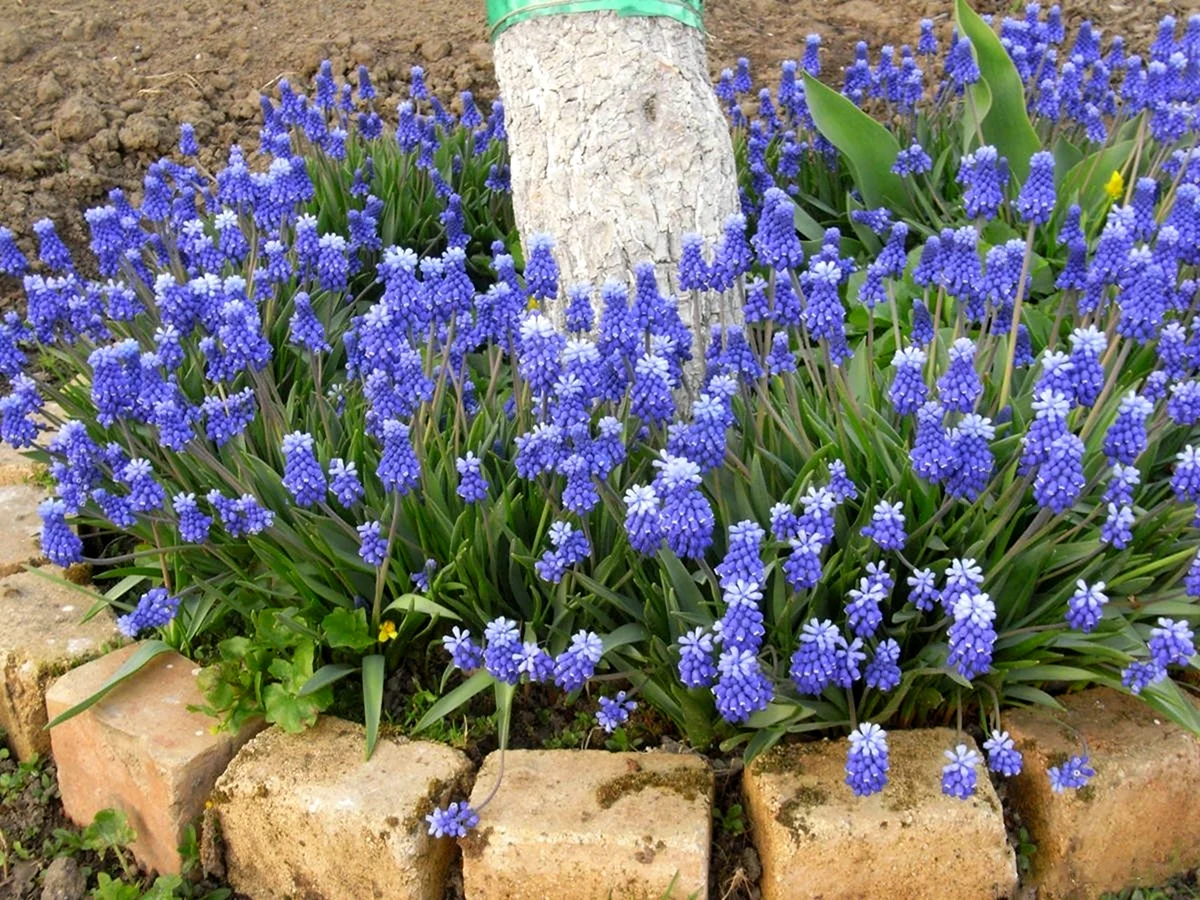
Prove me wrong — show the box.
[493,11,740,335]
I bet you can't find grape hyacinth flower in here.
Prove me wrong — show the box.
[713,647,773,724]
[907,568,938,612]
[947,591,996,680]
[957,146,1009,220]
[1101,504,1134,548]
[1065,580,1108,633]
[983,731,1023,777]
[846,576,886,638]
[717,580,766,652]
[861,501,907,551]
[910,401,953,483]
[281,432,326,507]
[328,458,364,506]
[378,420,421,495]
[482,617,521,684]
[790,618,842,695]
[117,587,181,638]
[865,639,902,691]
[170,491,212,543]
[893,142,933,176]
[426,802,479,839]
[715,521,766,588]
[596,691,637,732]
[845,723,889,796]
[1171,446,1200,503]
[357,521,388,567]
[783,530,824,592]
[39,499,82,566]
[889,346,928,415]
[937,338,983,412]
[946,414,995,501]
[443,627,483,672]
[678,627,717,688]
[1149,618,1195,669]
[827,459,858,502]
[1103,393,1154,464]
[941,744,980,799]
[624,484,664,556]
[1122,660,1165,695]
[120,459,165,513]
[553,630,603,692]
[1015,150,1056,224]
[455,452,489,503]
[1034,433,1086,514]
[1048,755,1095,793]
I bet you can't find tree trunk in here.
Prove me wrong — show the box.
[493,11,740,336]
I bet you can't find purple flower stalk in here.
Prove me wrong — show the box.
[845,723,890,796]
[941,744,980,798]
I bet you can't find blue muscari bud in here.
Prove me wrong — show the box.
[941,744,980,799]
[937,338,983,412]
[957,146,1010,220]
[357,521,389,567]
[984,730,1023,777]
[1048,754,1095,793]
[947,590,996,679]
[1033,432,1086,513]
[888,346,928,415]
[713,647,772,724]
[845,723,889,796]
[1065,579,1108,632]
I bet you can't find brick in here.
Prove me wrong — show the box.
[45,643,261,875]
[0,483,49,575]
[0,568,118,760]
[743,729,1017,900]
[462,749,713,900]
[1005,687,1200,898]
[212,717,473,900]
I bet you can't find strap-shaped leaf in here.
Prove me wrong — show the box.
[362,654,385,760]
[415,670,493,733]
[383,592,462,621]
[298,662,359,697]
[956,0,1041,182]
[46,641,173,729]
[801,73,912,216]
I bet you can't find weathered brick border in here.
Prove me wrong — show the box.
[0,609,1195,895]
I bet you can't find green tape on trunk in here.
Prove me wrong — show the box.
[487,0,702,40]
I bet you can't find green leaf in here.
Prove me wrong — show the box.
[46,641,173,729]
[495,680,516,752]
[362,654,385,760]
[382,592,462,621]
[801,73,912,215]
[83,808,137,853]
[299,663,359,697]
[263,683,324,733]
[955,0,1041,182]
[415,670,493,733]
[322,607,375,651]
[1061,140,1135,209]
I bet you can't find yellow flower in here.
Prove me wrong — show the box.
[526,296,539,311]
[1104,169,1124,201]
[378,620,397,643]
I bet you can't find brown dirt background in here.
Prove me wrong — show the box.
[0,0,1189,264]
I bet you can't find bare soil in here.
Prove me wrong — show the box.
[0,0,1190,275]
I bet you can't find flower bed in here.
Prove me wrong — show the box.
[0,0,1196,864]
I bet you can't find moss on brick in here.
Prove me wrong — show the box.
[595,767,710,810]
